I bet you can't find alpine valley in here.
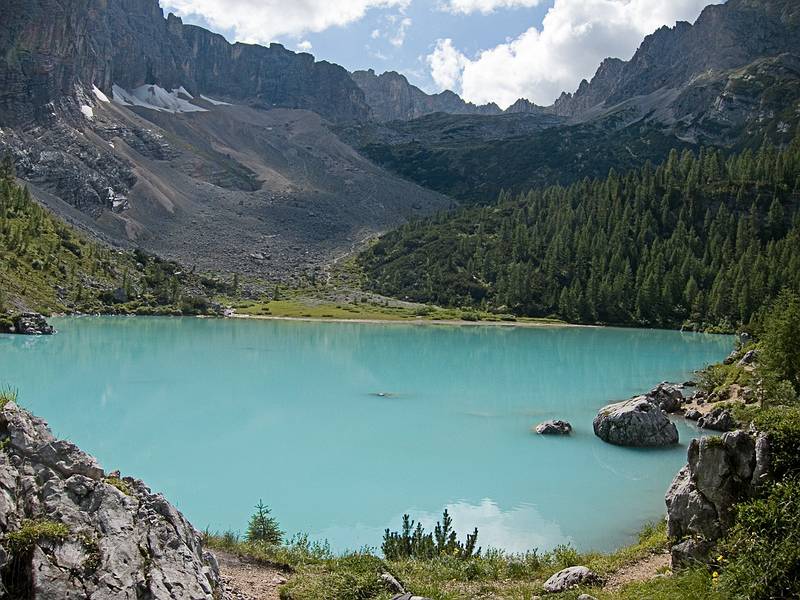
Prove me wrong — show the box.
[1,1,800,599]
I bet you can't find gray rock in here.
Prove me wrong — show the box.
[578,595,599,600]
[0,401,237,600]
[646,383,684,413]
[382,572,406,594]
[593,398,679,447]
[685,409,702,421]
[542,566,599,593]
[665,430,770,570]
[670,538,712,569]
[738,350,758,366]
[11,312,55,335]
[535,420,572,435]
[698,408,736,432]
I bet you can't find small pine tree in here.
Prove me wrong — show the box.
[245,500,283,545]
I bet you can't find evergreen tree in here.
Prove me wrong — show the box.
[245,500,283,545]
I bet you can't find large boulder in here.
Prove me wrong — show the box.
[665,430,771,569]
[0,402,237,599]
[535,420,572,435]
[593,398,679,447]
[542,566,599,593]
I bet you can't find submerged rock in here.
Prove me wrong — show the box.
[697,407,737,432]
[535,420,573,435]
[0,401,236,599]
[543,566,599,593]
[593,398,679,447]
[10,312,55,335]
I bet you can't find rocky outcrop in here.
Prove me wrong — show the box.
[645,383,685,413]
[593,398,679,447]
[0,0,369,126]
[9,313,55,335]
[535,420,573,435]
[542,566,599,593]
[0,401,235,599]
[697,407,737,432]
[665,430,770,568]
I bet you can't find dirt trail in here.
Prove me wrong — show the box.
[604,552,671,591]
[215,550,290,600]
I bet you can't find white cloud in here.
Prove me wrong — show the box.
[163,0,411,44]
[427,0,723,108]
[440,0,542,15]
[297,40,313,52]
[427,39,469,91]
[389,16,413,47]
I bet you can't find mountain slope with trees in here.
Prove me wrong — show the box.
[359,137,800,329]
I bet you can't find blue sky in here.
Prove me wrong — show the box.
[161,0,722,108]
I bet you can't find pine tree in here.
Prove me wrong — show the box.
[245,500,283,545]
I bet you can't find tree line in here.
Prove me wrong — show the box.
[359,136,800,329]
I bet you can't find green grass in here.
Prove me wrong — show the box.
[232,296,564,326]
[204,521,682,600]
[0,386,18,409]
[104,476,134,496]
[4,519,70,555]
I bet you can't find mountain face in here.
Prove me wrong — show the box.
[0,0,448,281]
[0,0,369,126]
[351,69,544,122]
[552,0,800,143]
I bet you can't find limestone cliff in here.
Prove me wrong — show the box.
[0,0,369,126]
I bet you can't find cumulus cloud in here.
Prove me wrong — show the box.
[427,0,723,108]
[163,0,410,44]
[428,39,470,91]
[296,40,313,52]
[440,0,542,15]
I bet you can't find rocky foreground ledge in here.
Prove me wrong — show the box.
[0,401,235,599]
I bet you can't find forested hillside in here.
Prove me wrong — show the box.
[0,158,227,316]
[359,137,800,329]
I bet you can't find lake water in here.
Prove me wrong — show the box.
[0,317,731,554]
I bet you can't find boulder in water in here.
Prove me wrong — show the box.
[11,312,54,335]
[535,420,572,435]
[593,397,679,447]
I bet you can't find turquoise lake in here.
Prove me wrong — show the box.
[0,317,732,554]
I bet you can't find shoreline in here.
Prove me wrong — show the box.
[230,312,585,328]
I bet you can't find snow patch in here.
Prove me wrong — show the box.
[200,94,231,106]
[92,85,110,103]
[172,86,194,99]
[80,105,94,120]
[112,84,208,114]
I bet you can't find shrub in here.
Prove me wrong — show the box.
[719,479,800,599]
[5,519,70,555]
[382,509,479,561]
[0,386,18,409]
[751,407,800,479]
